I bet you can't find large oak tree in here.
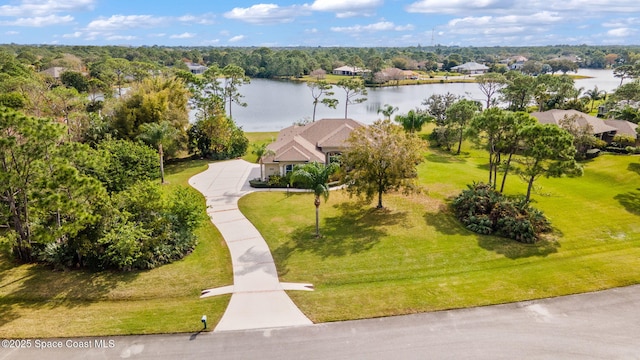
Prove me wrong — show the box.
[342,119,425,209]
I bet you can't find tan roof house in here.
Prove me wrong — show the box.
[531,109,618,141]
[261,118,365,180]
[603,119,639,144]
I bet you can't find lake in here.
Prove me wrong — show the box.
[193,69,621,132]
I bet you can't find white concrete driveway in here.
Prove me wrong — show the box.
[189,159,313,332]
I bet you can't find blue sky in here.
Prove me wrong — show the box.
[1,0,638,47]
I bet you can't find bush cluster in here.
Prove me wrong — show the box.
[451,182,551,243]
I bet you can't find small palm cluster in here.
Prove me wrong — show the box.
[451,182,551,244]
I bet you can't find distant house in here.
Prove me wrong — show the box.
[377,68,418,82]
[500,55,528,70]
[450,62,489,75]
[509,61,526,71]
[40,66,66,80]
[530,109,618,141]
[186,62,207,75]
[402,70,420,80]
[332,65,370,76]
[261,118,365,180]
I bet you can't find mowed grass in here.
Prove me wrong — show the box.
[241,131,279,163]
[239,147,640,322]
[0,159,233,338]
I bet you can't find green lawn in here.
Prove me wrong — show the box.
[2,136,639,337]
[241,131,279,163]
[0,160,233,338]
[239,147,640,323]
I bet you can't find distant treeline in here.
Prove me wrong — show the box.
[2,44,640,79]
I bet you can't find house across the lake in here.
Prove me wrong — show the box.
[261,118,365,180]
[186,62,207,75]
[332,66,370,76]
[450,62,489,75]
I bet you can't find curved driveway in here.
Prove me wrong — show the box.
[188,159,313,331]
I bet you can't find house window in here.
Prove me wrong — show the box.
[285,164,294,174]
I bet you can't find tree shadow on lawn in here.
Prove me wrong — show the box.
[0,256,139,328]
[165,158,209,176]
[272,201,407,277]
[423,205,470,236]
[425,153,467,164]
[615,190,640,215]
[628,163,640,176]
[477,235,559,259]
[424,205,559,259]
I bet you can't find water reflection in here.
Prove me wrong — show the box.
[192,69,620,132]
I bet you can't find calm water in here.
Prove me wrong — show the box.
[194,69,620,132]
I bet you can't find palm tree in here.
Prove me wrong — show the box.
[251,142,275,181]
[584,86,606,113]
[608,105,640,123]
[138,121,179,184]
[377,104,399,120]
[290,161,339,237]
[393,109,432,133]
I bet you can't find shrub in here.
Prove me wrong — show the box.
[613,134,637,148]
[451,182,551,243]
[625,146,640,154]
[98,140,159,192]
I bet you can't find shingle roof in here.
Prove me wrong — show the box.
[531,109,618,135]
[603,119,638,138]
[451,62,489,71]
[317,124,356,148]
[264,118,364,163]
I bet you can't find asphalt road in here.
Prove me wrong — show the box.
[2,285,640,360]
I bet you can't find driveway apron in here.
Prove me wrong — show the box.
[189,159,313,332]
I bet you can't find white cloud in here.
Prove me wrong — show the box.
[331,21,414,33]
[406,0,503,14]
[87,15,167,31]
[446,11,563,37]
[543,0,640,12]
[177,14,216,25]
[311,0,382,12]
[62,31,83,38]
[311,0,382,17]
[224,4,310,24]
[229,35,246,42]
[5,30,19,35]
[603,17,640,28]
[0,15,74,27]
[106,35,137,41]
[607,27,634,37]
[170,32,196,39]
[0,0,95,17]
